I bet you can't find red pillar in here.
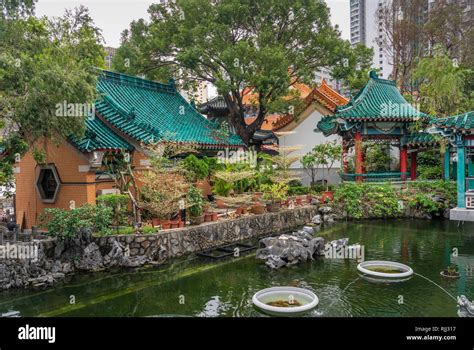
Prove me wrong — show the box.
[342,140,349,173]
[400,146,408,180]
[410,152,417,181]
[355,131,363,182]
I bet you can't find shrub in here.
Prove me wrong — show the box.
[181,154,209,182]
[40,204,113,240]
[187,185,204,217]
[97,194,130,226]
[334,183,401,219]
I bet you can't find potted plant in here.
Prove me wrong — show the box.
[311,142,342,203]
[440,265,460,279]
[251,201,265,214]
[262,183,288,213]
[187,185,204,225]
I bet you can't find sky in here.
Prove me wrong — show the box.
[35,0,351,48]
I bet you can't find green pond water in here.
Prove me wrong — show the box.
[1,219,473,317]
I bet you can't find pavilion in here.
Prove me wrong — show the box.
[317,71,431,182]
[428,111,474,221]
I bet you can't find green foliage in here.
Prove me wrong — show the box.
[213,178,233,197]
[187,185,204,217]
[417,150,442,180]
[312,141,342,190]
[301,152,320,187]
[114,0,367,144]
[334,183,402,219]
[287,185,310,196]
[96,194,130,226]
[40,204,113,240]
[363,143,392,172]
[262,183,288,203]
[180,154,209,182]
[408,180,456,208]
[202,156,224,177]
[342,44,376,93]
[0,3,104,182]
[413,51,469,116]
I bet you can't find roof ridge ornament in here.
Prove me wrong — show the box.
[369,70,379,80]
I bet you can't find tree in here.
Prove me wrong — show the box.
[301,152,320,188]
[113,0,368,146]
[413,51,470,116]
[0,2,105,184]
[342,44,375,93]
[312,141,342,191]
[377,0,427,91]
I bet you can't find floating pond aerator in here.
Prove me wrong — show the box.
[357,260,413,281]
[252,287,319,316]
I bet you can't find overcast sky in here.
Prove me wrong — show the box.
[35,0,351,48]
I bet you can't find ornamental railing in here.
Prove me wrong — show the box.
[340,172,411,182]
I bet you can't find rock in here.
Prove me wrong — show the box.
[256,231,325,269]
[319,206,332,214]
[265,255,287,269]
[457,295,474,317]
[323,214,334,223]
[302,226,314,234]
[74,243,103,271]
[311,215,322,225]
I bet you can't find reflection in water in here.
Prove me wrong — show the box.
[0,219,473,317]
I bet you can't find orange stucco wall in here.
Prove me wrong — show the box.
[14,140,102,229]
[14,138,153,229]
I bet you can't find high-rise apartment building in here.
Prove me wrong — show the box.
[350,0,393,79]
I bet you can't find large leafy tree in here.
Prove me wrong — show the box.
[0,1,105,185]
[113,0,368,145]
[413,51,472,116]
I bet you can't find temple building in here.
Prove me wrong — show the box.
[428,111,474,221]
[317,71,431,182]
[10,70,244,229]
[199,79,349,184]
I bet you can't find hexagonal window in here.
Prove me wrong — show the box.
[36,165,61,203]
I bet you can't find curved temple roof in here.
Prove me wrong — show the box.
[430,111,474,133]
[70,70,245,153]
[317,71,427,136]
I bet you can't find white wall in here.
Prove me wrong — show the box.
[279,107,342,185]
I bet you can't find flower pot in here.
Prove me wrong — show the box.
[235,207,242,215]
[216,199,227,209]
[251,203,265,215]
[321,191,334,203]
[211,212,218,221]
[252,192,263,202]
[204,212,213,222]
[151,218,161,227]
[240,206,247,215]
[170,221,180,229]
[178,220,185,228]
[190,215,204,225]
[162,221,171,230]
[266,202,281,213]
[295,197,303,205]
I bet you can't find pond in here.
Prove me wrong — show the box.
[0,219,473,317]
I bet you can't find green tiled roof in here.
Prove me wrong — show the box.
[315,116,339,136]
[333,71,426,120]
[407,132,437,146]
[316,71,427,136]
[94,70,244,148]
[430,111,474,131]
[70,117,133,152]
